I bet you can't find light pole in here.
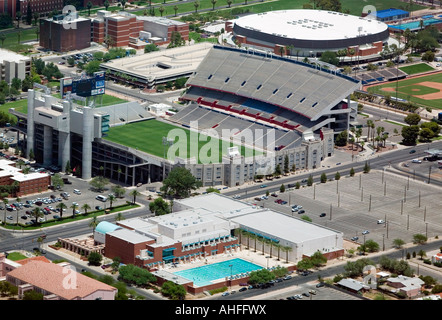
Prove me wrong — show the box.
[162,137,173,179]
[229,264,233,289]
[266,256,270,269]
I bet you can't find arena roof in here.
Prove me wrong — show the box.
[233,10,388,42]
[186,46,360,120]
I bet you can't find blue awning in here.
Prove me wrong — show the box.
[163,247,176,252]
[163,256,175,261]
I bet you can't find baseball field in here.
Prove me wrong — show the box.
[366,71,442,109]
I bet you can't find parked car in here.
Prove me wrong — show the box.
[316,282,325,288]
[351,236,359,241]
[377,219,385,224]
[362,230,370,235]
[239,287,247,292]
[319,213,326,217]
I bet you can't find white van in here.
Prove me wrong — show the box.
[96,195,108,202]
[73,189,81,195]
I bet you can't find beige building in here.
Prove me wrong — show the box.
[0,49,31,84]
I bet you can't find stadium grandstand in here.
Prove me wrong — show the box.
[170,45,362,186]
[354,67,407,85]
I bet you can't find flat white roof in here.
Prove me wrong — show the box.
[100,42,213,81]
[0,49,31,64]
[11,172,49,182]
[234,9,388,41]
[176,193,251,213]
[230,210,340,244]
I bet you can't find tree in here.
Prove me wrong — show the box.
[158,5,165,16]
[161,281,186,300]
[404,113,421,126]
[0,33,5,48]
[364,240,380,253]
[82,203,91,215]
[104,0,110,10]
[413,233,427,245]
[320,51,339,66]
[71,203,78,217]
[417,249,427,260]
[392,238,405,249]
[301,215,312,222]
[363,161,370,173]
[51,173,64,190]
[173,5,179,16]
[320,172,327,183]
[211,0,217,10]
[335,130,348,147]
[307,174,313,186]
[56,202,67,219]
[31,207,44,225]
[401,125,420,146]
[279,184,285,193]
[2,197,8,226]
[121,0,127,10]
[283,155,289,174]
[248,269,275,285]
[193,0,199,13]
[89,176,109,192]
[26,2,32,25]
[108,194,116,209]
[65,160,72,174]
[118,264,157,286]
[419,127,434,142]
[88,251,103,266]
[149,197,170,216]
[112,185,126,198]
[23,290,43,300]
[335,172,341,181]
[129,189,141,204]
[160,167,201,199]
[16,11,22,28]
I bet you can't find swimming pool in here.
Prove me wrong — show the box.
[173,258,264,287]
[389,18,442,30]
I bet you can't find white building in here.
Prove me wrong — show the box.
[0,49,31,84]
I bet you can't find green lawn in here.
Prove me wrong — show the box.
[399,63,435,75]
[104,119,260,163]
[367,72,442,109]
[0,27,38,53]
[131,0,427,18]
[5,251,28,261]
[52,93,128,108]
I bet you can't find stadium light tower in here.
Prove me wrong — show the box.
[162,136,174,179]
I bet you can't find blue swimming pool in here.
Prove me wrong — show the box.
[173,258,263,287]
[389,18,442,30]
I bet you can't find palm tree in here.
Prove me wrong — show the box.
[31,207,43,225]
[173,5,179,16]
[89,215,98,232]
[115,212,125,222]
[108,194,116,209]
[158,5,165,16]
[81,203,91,215]
[2,198,8,226]
[104,0,110,10]
[226,0,232,7]
[56,202,67,218]
[16,11,22,28]
[15,197,21,226]
[0,33,6,48]
[211,0,217,10]
[129,189,140,205]
[70,203,78,217]
[193,1,199,13]
[86,1,93,16]
[282,245,292,263]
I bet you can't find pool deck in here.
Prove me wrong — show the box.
[151,245,296,287]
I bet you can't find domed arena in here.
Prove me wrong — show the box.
[226,9,390,57]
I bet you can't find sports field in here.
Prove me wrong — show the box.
[366,72,442,109]
[399,63,435,76]
[104,119,261,163]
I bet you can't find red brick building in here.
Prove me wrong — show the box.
[40,13,91,52]
[19,0,64,17]
[0,159,49,197]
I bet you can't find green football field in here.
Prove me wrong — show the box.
[104,119,261,163]
[366,72,442,109]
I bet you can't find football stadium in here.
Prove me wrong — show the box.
[14,45,361,187]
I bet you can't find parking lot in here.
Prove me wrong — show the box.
[245,168,442,249]
[1,173,130,225]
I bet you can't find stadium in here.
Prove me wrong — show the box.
[226,9,391,58]
[14,45,361,188]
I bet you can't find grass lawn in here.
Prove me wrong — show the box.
[52,93,128,108]
[131,0,427,18]
[5,251,28,261]
[0,27,37,53]
[399,63,435,75]
[366,72,442,109]
[104,119,260,163]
